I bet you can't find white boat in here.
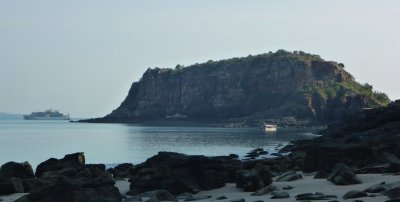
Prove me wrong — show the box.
[263,124,277,132]
[23,109,70,120]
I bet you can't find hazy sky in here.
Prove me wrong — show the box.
[1,1,399,118]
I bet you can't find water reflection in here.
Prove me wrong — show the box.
[123,126,317,163]
[0,120,318,168]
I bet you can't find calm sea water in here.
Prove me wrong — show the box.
[0,120,318,168]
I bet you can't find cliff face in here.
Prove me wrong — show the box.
[91,50,389,125]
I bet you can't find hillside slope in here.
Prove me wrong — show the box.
[84,50,389,126]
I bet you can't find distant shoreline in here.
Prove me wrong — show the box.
[76,117,327,130]
[0,112,23,120]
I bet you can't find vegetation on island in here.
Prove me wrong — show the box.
[85,50,390,126]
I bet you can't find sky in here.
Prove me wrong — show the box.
[1,0,399,118]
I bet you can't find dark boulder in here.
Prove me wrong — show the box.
[244,153,259,158]
[0,177,24,195]
[124,195,141,201]
[235,169,272,192]
[270,191,289,199]
[251,185,277,196]
[85,164,109,178]
[0,161,34,179]
[245,148,267,158]
[183,195,211,201]
[253,156,297,174]
[283,186,293,190]
[295,193,337,200]
[243,163,272,186]
[35,154,109,180]
[15,176,121,202]
[382,152,400,164]
[385,199,400,202]
[15,152,121,202]
[274,171,302,182]
[201,170,227,190]
[140,190,176,202]
[363,181,388,193]
[327,163,361,185]
[112,163,135,178]
[85,164,106,170]
[22,178,42,193]
[298,143,373,173]
[229,199,245,202]
[358,153,400,174]
[35,152,85,178]
[63,152,86,165]
[40,167,82,178]
[382,152,400,173]
[385,187,400,199]
[357,163,392,174]
[129,152,237,194]
[270,153,283,157]
[176,193,193,201]
[343,190,368,199]
[314,170,329,179]
[389,163,400,173]
[364,181,400,199]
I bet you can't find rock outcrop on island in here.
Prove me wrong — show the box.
[82,50,389,126]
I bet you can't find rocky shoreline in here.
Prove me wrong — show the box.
[76,117,327,130]
[77,116,326,129]
[2,101,400,202]
[1,149,399,202]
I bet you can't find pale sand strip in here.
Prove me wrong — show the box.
[191,173,400,202]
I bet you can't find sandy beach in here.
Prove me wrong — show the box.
[1,167,399,202]
[114,173,399,202]
[185,173,399,202]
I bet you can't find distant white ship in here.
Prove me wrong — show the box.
[23,109,70,120]
[263,124,277,132]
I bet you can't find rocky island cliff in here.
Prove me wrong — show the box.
[83,50,389,126]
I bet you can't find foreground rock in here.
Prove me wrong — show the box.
[288,100,400,175]
[35,152,86,177]
[110,163,135,178]
[0,177,24,195]
[270,191,289,199]
[274,171,302,182]
[235,169,271,192]
[343,190,368,199]
[140,190,176,202]
[14,152,122,202]
[327,163,361,185]
[129,152,242,194]
[0,161,35,195]
[15,177,121,202]
[244,148,269,158]
[364,181,400,199]
[295,193,337,200]
[251,185,278,196]
[0,161,35,179]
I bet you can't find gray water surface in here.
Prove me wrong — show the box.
[0,120,317,168]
